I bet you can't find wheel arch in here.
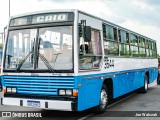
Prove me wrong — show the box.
[102,78,113,102]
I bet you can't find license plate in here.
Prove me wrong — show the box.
[27,100,40,107]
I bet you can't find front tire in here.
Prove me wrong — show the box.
[94,84,109,113]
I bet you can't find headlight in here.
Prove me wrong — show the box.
[66,90,72,96]
[6,87,17,93]
[7,87,12,93]
[59,90,65,95]
[12,88,17,93]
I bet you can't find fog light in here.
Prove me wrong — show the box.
[59,90,65,95]
[7,88,11,93]
[12,88,17,93]
[66,90,72,96]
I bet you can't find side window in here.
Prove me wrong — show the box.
[151,42,157,58]
[152,42,157,58]
[119,29,130,56]
[139,37,146,57]
[79,29,102,70]
[130,34,139,57]
[103,24,118,55]
[149,40,152,57]
[145,40,150,57]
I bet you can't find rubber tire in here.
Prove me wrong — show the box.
[94,84,109,114]
[139,75,148,93]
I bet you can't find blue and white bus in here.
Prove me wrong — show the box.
[1,9,158,112]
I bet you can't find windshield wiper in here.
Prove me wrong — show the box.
[37,38,54,72]
[17,39,35,71]
[16,51,33,71]
[38,53,55,72]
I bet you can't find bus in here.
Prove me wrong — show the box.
[0,49,2,91]
[1,9,158,112]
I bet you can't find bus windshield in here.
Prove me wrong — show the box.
[4,26,73,71]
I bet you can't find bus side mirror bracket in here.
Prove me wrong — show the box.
[84,26,91,42]
[79,20,91,42]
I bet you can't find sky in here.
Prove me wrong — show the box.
[0,0,159,54]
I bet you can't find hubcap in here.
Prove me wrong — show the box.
[100,89,108,108]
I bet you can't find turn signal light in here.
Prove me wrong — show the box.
[73,89,78,97]
[3,89,6,93]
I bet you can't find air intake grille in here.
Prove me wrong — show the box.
[4,76,74,96]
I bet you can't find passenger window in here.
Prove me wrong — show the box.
[139,37,145,48]
[79,29,102,70]
[119,29,130,56]
[145,40,149,49]
[103,24,117,41]
[130,34,139,57]
[139,37,146,57]
[118,30,129,43]
[104,41,119,55]
[103,24,118,55]
[131,46,139,57]
[130,34,138,46]
[152,42,157,58]
[148,41,152,57]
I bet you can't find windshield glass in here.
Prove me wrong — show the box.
[38,26,73,70]
[5,29,37,69]
[4,26,73,71]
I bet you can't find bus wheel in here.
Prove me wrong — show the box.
[94,84,108,113]
[138,75,148,93]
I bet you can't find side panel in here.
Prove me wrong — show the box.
[76,67,158,111]
[113,71,145,98]
[76,12,158,110]
[75,75,102,111]
[149,68,158,83]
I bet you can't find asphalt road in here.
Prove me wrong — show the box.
[0,82,160,120]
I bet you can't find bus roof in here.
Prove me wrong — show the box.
[9,9,157,42]
[9,9,77,19]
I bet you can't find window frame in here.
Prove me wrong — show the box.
[4,23,75,73]
[102,22,157,59]
[130,33,139,57]
[138,36,146,57]
[103,23,119,56]
[79,28,103,71]
[118,29,130,56]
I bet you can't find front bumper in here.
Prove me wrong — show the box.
[2,97,76,111]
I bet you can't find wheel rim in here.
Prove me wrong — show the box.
[145,78,148,90]
[100,89,108,109]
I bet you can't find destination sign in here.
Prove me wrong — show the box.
[10,12,74,26]
[33,14,68,23]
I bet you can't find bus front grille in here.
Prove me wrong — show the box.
[3,76,74,96]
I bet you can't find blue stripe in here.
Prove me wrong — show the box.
[5,84,74,88]
[18,91,57,95]
[4,76,74,79]
[5,82,74,86]
[5,79,74,83]
[17,88,57,91]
